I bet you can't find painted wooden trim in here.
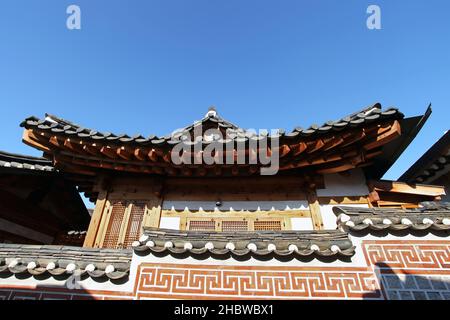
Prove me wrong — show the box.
[308,191,324,230]
[369,180,446,197]
[117,203,133,248]
[161,209,310,218]
[318,196,370,205]
[96,201,112,248]
[143,197,163,228]
[83,190,108,247]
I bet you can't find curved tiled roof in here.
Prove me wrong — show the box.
[400,131,450,184]
[20,103,403,148]
[333,202,450,232]
[132,227,355,258]
[0,244,131,280]
[0,150,54,172]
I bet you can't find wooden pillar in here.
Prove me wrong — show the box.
[83,189,108,247]
[143,195,163,228]
[307,190,324,230]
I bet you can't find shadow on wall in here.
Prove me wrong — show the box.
[364,262,450,300]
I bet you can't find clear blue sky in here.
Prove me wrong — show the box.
[1,0,449,183]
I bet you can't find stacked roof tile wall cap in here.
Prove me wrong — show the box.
[0,150,54,172]
[333,202,450,232]
[20,103,404,147]
[0,244,131,280]
[132,227,355,258]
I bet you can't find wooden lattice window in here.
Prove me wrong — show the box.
[103,201,127,249]
[122,202,146,249]
[188,220,215,231]
[254,220,282,231]
[222,220,249,232]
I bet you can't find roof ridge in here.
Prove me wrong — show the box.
[0,150,51,164]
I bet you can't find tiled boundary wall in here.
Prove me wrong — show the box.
[1,239,449,300]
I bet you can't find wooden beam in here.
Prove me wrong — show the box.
[340,130,366,147]
[278,144,291,158]
[83,189,108,247]
[363,120,401,150]
[117,146,132,160]
[307,191,324,230]
[148,149,159,162]
[22,129,52,152]
[306,139,325,154]
[100,146,118,159]
[369,180,446,197]
[143,195,163,228]
[83,144,100,156]
[291,142,307,156]
[134,148,147,161]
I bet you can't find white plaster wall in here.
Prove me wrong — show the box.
[290,218,314,231]
[320,204,369,230]
[159,217,181,230]
[163,200,309,211]
[316,168,369,197]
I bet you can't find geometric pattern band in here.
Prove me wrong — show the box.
[134,264,381,299]
[362,240,450,274]
[1,240,449,299]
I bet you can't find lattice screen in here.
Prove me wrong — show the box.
[122,202,146,249]
[188,220,216,231]
[103,201,127,249]
[222,220,249,232]
[254,220,282,231]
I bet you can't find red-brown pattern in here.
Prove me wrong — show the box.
[1,240,449,299]
[134,264,381,299]
[362,240,450,274]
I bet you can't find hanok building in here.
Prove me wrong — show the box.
[0,150,89,245]
[1,103,450,300]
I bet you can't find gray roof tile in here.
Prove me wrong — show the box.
[132,227,355,258]
[334,202,450,232]
[0,244,131,281]
[20,104,404,149]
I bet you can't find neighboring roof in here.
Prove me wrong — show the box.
[0,150,54,172]
[132,227,355,258]
[0,244,131,280]
[399,130,450,184]
[333,202,450,232]
[0,150,91,230]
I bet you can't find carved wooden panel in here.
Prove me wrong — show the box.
[123,202,146,249]
[103,201,126,249]
[187,220,216,231]
[222,220,249,232]
[254,220,282,231]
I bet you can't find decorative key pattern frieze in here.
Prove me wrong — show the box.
[1,240,450,299]
[134,264,381,299]
[363,240,450,273]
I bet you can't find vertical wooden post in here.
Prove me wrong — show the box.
[307,190,324,230]
[143,195,163,228]
[83,189,108,247]
[97,202,112,248]
[179,215,187,230]
[117,202,133,248]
